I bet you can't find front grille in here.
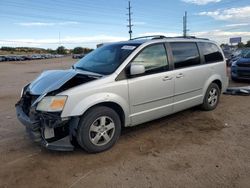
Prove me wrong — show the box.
[237,63,250,67]
[238,70,250,78]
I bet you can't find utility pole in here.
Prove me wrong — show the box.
[183,11,188,37]
[127,1,133,40]
[59,32,61,46]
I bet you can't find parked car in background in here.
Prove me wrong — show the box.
[16,36,228,153]
[33,54,43,59]
[72,53,85,59]
[228,48,250,66]
[0,56,6,62]
[223,49,232,65]
[231,50,250,81]
[5,55,18,61]
[1,53,59,62]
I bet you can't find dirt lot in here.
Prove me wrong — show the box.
[0,57,249,188]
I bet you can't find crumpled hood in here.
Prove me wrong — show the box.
[28,69,77,95]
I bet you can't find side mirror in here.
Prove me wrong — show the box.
[130,64,145,76]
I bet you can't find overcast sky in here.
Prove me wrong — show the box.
[0,0,250,49]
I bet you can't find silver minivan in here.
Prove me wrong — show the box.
[16,36,229,153]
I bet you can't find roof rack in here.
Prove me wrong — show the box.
[130,35,209,41]
[175,36,209,40]
[130,35,167,40]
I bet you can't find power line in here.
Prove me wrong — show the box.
[0,39,101,45]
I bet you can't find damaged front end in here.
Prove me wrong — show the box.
[15,69,100,151]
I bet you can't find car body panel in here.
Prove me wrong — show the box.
[231,57,250,80]
[29,70,77,95]
[16,37,229,151]
[128,71,174,125]
[172,65,209,113]
[60,76,131,126]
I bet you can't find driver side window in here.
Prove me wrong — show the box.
[131,43,169,75]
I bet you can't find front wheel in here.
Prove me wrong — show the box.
[77,106,121,153]
[201,83,220,111]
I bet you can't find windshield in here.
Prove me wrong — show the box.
[74,43,139,75]
[243,50,250,58]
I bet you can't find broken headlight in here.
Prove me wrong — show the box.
[36,96,67,112]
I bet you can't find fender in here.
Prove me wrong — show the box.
[202,74,222,98]
[61,92,131,126]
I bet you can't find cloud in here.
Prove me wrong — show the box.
[0,35,128,48]
[198,6,250,21]
[138,31,250,44]
[17,21,79,26]
[138,32,181,37]
[182,0,221,5]
[225,23,250,27]
[191,30,250,43]
[1,30,250,49]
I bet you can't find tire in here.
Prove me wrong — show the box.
[201,83,220,111]
[77,106,121,153]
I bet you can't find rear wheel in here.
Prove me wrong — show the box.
[201,83,220,111]
[77,106,121,153]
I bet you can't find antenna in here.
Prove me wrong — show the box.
[127,1,133,40]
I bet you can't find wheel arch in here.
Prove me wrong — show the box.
[212,79,222,92]
[61,92,130,127]
[83,102,126,128]
[203,75,223,98]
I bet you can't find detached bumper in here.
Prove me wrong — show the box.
[16,105,40,131]
[15,103,75,151]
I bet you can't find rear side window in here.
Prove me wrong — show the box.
[198,42,223,63]
[170,42,200,69]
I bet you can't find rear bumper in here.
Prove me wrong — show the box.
[15,103,75,151]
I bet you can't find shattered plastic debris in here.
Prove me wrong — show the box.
[224,86,250,96]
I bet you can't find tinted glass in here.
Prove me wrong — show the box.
[75,43,139,75]
[131,44,168,74]
[243,50,250,58]
[170,42,200,69]
[199,42,223,63]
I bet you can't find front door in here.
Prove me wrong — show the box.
[127,43,174,125]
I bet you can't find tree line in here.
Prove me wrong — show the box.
[221,40,250,49]
[0,46,93,55]
[236,40,250,48]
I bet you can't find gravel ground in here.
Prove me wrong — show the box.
[0,57,249,188]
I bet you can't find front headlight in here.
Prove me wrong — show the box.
[36,96,67,112]
[231,61,238,67]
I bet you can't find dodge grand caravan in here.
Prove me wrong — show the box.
[16,36,229,153]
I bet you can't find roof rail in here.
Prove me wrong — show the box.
[130,35,166,40]
[175,36,209,40]
[130,35,209,41]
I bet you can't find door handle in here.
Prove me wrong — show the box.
[176,73,184,78]
[162,76,173,81]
